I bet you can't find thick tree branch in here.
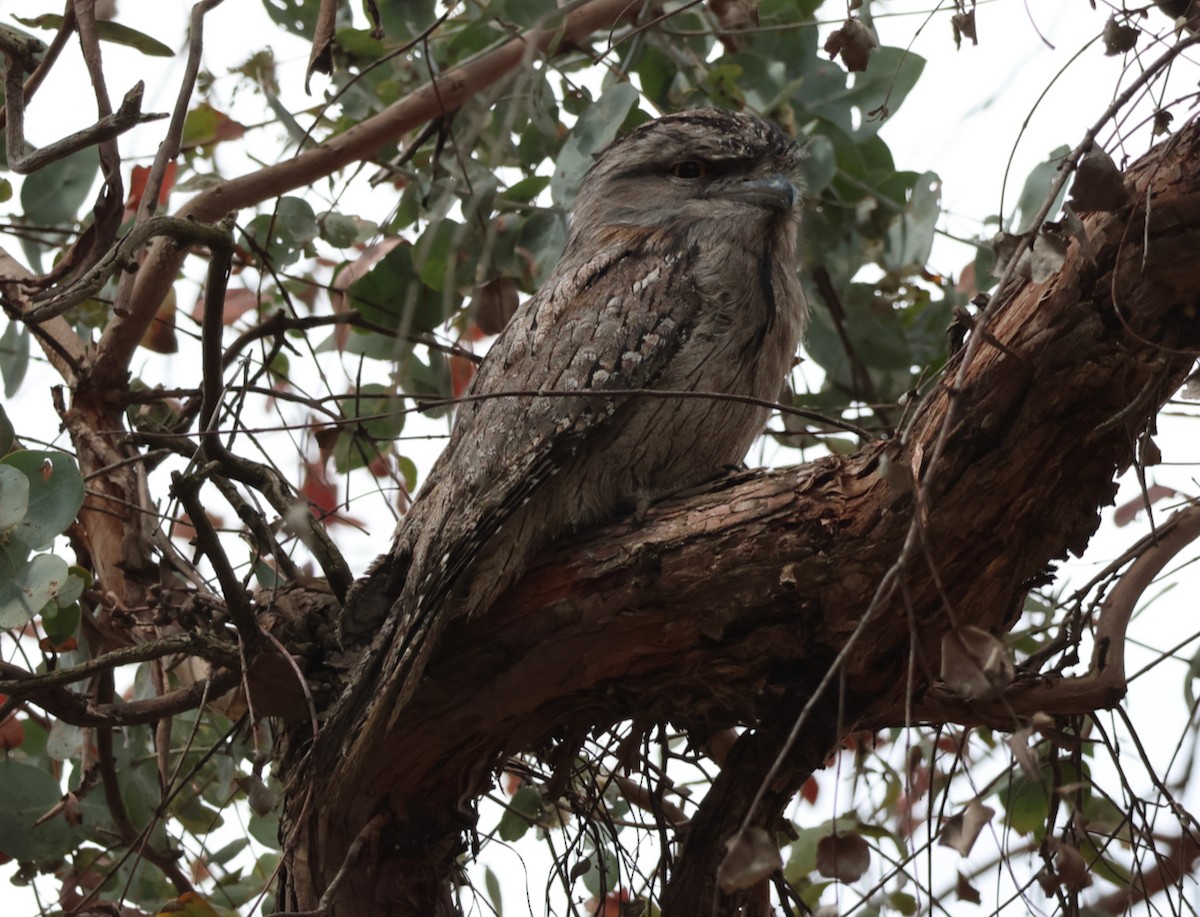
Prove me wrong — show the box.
[281,117,1200,914]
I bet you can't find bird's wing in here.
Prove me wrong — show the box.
[345,231,702,709]
[408,235,698,604]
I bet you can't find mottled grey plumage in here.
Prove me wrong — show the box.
[342,108,806,714]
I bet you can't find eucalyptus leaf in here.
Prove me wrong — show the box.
[1010,145,1071,233]
[0,552,68,628]
[20,145,99,227]
[550,83,639,207]
[1,451,85,553]
[15,15,173,57]
[1,314,31,397]
[0,404,13,455]
[0,760,86,862]
[0,464,30,533]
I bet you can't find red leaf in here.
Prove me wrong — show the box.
[141,286,178,354]
[0,712,24,751]
[816,831,870,882]
[299,461,363,528]
[125,161,177,214]
[449,355,477,399]
[800,775,819,804]
[301,461,338,518]
[329,239,401,350]
[191,287,259,325]
[1114,483,1179,526]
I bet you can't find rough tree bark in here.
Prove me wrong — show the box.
[273,111,1200,912]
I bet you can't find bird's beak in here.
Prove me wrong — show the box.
[721,174,797,211]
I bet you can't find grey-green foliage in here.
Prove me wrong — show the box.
[0,449,86,629]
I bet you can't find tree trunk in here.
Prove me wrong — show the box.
[277,124,1200,914]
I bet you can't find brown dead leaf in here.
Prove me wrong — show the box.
[1113,483,1179,526]
[709,0,760,50]
[938,798,995,857]
[1101,16,1139,55]
[141,286,178,354]
[472,276,520,335]
[940,626,1014,700]
[956,871,981,904]
[1068,146,1129,213]
[824,18,877,72]
[951,10,977,47]
[716,827,782,891]
[305,0,338,93]
[815,830,870,882]
[1008,726,1043,780]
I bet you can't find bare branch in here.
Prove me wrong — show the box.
[21,215,234,324]
[2,72,162,174]
[0,246,85,379]
[0,634,239,696]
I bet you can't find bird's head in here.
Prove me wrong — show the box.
[570,108,804,242]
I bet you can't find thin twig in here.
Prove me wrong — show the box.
[3,60,162,173]
[0,5,76,132]
[0,634,238,695]
[135,0,227,223]
[22,215,234,323]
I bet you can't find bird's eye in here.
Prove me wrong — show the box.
[670,160,708,179]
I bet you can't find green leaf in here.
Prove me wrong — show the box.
[334,27,385,62]
[275,196,319,245]
[997,763,1086,839]
[55,566,87,609]
[333,384,405,473]
[702,63,746,109]
[497,0,560,28]
[396,455,417,492]
[804,47,925,140]
[415,218,465,290]
[884,171,941,271]
[0,405,12,457]
[0,464,30,533]
[0,177,11,203]
[42,598,81,644]
[173,790,225,833]
[578,846,622,896]
[784,817,859,881]
[319,211,361,248]
[497,785,541,842]
[0,553,68,628]
[20,145,99,226]
[798,133,836,195]
[633,44,678,108]
[484,865,504,917]
[249,806,282,849]
[503,175,550,204]
[1010,145,1071,233]
[1,450,85,553]
[515,211,567,288]
[0,760,86,862]
[346,244,458,336]
[550,83,639,207]
[14,15,173,56]
[0,321,30,397]
[261,0,323,38]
